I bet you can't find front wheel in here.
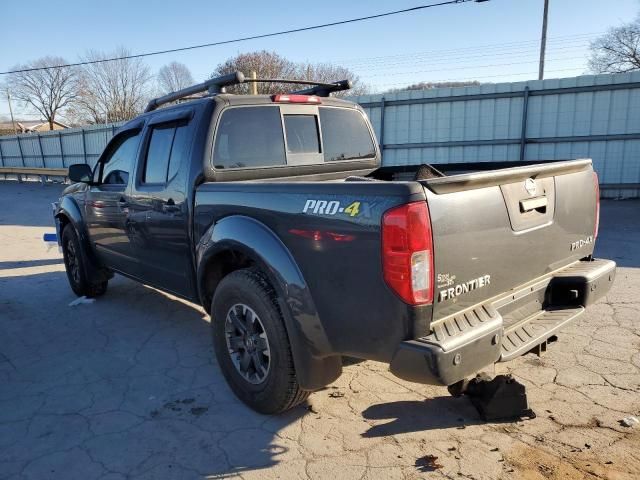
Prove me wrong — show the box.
[61,226,108,298]
[211,269,310,414]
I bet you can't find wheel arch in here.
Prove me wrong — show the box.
[196,215,342,390]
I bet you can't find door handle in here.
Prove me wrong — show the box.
[162,199,180,213]
[520,196,547,213]
[117,197,129,208]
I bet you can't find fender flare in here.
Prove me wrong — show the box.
[56,196,111,282]
[196,215,342,390]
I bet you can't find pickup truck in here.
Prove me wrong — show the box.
[54,72,616,414]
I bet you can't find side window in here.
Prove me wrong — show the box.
[101,131,141,186]
[319,108,376,162]
[283,115,320,154]
[168,124,189,180]
[143,123,190,184]
[144,125,174,184]
[213,106,285,169]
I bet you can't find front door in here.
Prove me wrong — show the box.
[85,129,142,276]
[127,114,194,297]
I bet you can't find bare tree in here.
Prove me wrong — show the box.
[75,47,153,124]
[211,51,298,94]
[5,56,77,130]
[157,62,195,93]
[589,17,640,73]
[211,51,369,96]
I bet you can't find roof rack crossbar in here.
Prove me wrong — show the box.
[292,79,352,97]
[144,71,245,112]
[244,78,352,97]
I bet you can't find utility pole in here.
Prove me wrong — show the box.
[6,90,17,134]
[538,0,549,80]
[250,71,258,95]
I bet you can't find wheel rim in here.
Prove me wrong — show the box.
[65,240,81,285]
[224,303,271,385]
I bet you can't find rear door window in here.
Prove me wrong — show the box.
[144,125,174,183]
[143,122,190,184]
[213,106,286,169]
[319,108,376,162]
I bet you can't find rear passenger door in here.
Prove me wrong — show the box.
[128,109,195,297]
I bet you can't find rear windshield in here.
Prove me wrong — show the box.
[213,105,375,169]
[319,108,376,161]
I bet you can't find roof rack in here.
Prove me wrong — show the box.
[144,72,245,112]
[144,71,353,112]
[244,78,352,97]
[291,79,352,97]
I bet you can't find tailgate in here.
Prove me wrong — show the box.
[423,159,598,321]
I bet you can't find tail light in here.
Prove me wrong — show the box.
[382,202,434,305]
[272,94,321,104]
[593,171,600,238]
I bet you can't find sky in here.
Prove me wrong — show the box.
[1,0,638,121]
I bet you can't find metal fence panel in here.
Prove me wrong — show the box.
[2,72,640,198]
[352,71,640,198]
[0,122,123,172]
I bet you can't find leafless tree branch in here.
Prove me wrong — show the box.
[5,56,78,129]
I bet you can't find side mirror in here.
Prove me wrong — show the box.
[68,163,93,183]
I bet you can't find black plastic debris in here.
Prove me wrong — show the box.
[464,374,536,421]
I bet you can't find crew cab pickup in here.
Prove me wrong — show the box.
[54,72,616,414]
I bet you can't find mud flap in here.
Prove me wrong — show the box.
[463,374,536,421]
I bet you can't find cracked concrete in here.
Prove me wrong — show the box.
[1,181,639,479]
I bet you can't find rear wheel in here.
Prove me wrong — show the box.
[62,226,108,297]
[211,269,310,414]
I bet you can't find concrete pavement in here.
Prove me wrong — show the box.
[0,181,638,479]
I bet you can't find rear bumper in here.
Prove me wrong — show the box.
[389,258,616,386]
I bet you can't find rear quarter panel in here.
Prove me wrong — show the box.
[194,181,429,361]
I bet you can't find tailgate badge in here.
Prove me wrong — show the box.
[524,178,537,196]
[438,275,491,302]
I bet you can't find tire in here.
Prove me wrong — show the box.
[61,226,108,298]
[211,269,310,414]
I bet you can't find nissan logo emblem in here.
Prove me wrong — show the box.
[525,178,537,196]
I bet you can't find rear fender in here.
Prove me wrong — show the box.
[197,215,342,390]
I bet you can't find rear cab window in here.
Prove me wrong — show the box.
[212,104,375,170]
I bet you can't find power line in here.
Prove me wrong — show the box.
[0,0,482,76]
[330,31,603,65]
[360,54,587,78]
[347,44,592,72]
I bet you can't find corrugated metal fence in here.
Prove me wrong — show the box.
[0,122,123,170]
[352,71,640,198]
[1,72,639,198]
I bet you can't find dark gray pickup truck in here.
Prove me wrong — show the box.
[54,72,616,414]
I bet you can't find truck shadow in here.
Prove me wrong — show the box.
[361,397,493,437]
[0,258,63,269]
[1,269,313,478]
